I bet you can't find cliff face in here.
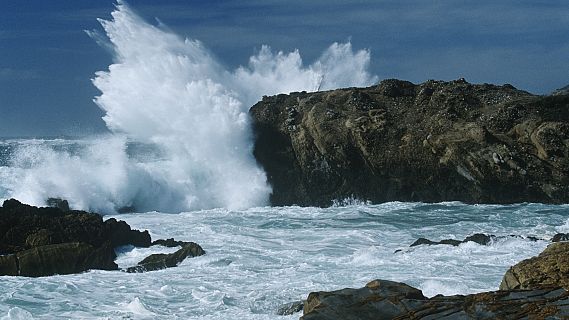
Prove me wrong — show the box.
[250,79,569,206]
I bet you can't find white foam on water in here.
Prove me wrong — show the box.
[0,203,567,319]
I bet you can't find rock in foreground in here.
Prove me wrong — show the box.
[301,279,569,320]
[251,79,569,206]
[500,241,569,290]
[0,199,153,276]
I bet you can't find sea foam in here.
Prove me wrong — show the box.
[1,1,376,213]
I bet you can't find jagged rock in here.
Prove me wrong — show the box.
[409,233,543,247]
[553,84,569,96]
[0,199,151,276]
[302,280,427,320]
[152,238,187,247]
[46,198,70,212]
[301,279,569,320]
[0,242,117,277]
[276,300,304,315]
[0,199,150,255]
[125,242,205,273]
[552,233,569,242]
[250,79,569,206]
[500,242,569,290]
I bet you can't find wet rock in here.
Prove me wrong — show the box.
[152,238,187,247]
[301,279,569,320]
[276,300,304,315]
[46,198,70,212]
[410,233,542,247]
[0,199,151,276]
[0,199,151,255]
[552,233,569,242]
[250,79,569,206]
[125,242,205,273]
[500,242,569,290]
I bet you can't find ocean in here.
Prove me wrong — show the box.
[1,159,568,318]
[1,2,567,318]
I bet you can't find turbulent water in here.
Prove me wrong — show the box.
[0,201,568,319]
[0,1,375,214]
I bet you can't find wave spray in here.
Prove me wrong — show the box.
[3,1,377,213]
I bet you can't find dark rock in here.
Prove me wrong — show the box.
[0,199,150,256]
[152,238,187,247]
[409,233,543,248]
[276,300,304,315]
[301,279,569,320]
[0,242,118,277]
[125,242,205,273]
[250,79,569,206]
[464,233,494,245]
[0,199,151,276]
[500,242,569,290]
[302,280,428,320]
[552,233,569,242]
[553,84,569,96]
[46,198,70,212]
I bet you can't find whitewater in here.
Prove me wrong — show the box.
[1,1,568,319]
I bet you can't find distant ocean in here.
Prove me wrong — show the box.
[2,2,567,319]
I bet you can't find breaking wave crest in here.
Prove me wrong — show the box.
[1,1,377,213]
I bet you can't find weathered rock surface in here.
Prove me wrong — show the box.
[301,279,569,320]
[500,241,569,290]
[125,242,205,273]
[250,79,569,206]
[0,199,152,276]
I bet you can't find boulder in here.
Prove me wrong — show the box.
[125,242,205,273]
[250,79,569,206]
[301,280,569,320]
[500,241,569,290]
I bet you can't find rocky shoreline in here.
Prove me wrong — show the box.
[293,241,569,319]
[251,79,569,206]
[0,199,204,276]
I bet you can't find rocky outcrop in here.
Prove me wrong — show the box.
[0,199,153,276]
[300,280,569,320]
[250,79,569,206]
[409,233,540,247]
[299,239,569,319]
[500,242,569,290]
[125,242,205,273]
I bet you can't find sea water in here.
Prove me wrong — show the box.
[0,199,568,319]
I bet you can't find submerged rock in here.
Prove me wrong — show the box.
[125,242,205,273]
[250,79,569,206]
[500,241,569,290]
[301,279,569,320]
[409,233,541,247]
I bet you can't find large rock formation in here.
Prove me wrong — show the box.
[0,199,204,276]
[250,79,569,206]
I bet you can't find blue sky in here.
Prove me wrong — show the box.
[1,0,568,136]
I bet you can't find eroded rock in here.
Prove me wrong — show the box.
[250,79,569,206]
[500,242,569,290]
